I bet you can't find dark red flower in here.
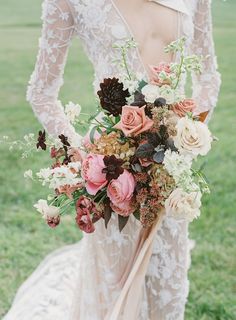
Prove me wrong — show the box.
[47,216,60,228]
[36,130,46,150]
[102,155,124,181]
[76,196,100,233]
[58,134,70,147]
[97,77,130,116]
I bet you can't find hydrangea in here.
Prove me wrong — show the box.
[163,150,196,191]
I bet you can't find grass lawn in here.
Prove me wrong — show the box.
[0,0,235,318]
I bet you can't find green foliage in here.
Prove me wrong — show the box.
[0,0,235,318]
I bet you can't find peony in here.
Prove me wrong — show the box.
[107,170,136,216]
[141,84,160,103]
[165,188,202,222]
[76,196,96,233]
[174,117,213,157]
[114,105,153,137]
[172,99,197,117]
[82,154,107,195]
[110,199,136,217]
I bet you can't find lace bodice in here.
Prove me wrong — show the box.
[26,0,221,145]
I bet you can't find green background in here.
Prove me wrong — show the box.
[0,0,235,318]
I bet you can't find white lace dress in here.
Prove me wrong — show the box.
[3,1,221,319]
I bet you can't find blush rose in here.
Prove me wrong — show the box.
[114,105,153,137]
[172,99,197,117]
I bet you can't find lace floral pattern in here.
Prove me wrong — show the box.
[4,0,221,319]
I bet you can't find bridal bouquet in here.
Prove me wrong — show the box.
[16,38,215,233]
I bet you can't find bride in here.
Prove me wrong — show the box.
[4,0,220,319]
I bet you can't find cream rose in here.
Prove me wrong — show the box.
[165,188,202,222]
[174,117,213,157]
[141,84,160,103]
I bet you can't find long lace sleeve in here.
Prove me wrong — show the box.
[190,0,221,122]
[26,0,82,146]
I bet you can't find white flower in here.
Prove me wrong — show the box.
[163,150,195,190]
[122,79,139,95]
[65,101,81,124]
[34,199,60,219]
[159,85,184,104]
[174,117,213,157]
[36,168,52,185]
[141,84,160,103]
[24,169,33,180]
[165,188,202,222]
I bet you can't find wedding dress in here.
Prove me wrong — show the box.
[3,0,221,319]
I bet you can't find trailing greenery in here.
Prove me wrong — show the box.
[0,0,235,318]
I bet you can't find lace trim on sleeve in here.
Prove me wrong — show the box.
[26,0,82,146]
[189,0,221,122]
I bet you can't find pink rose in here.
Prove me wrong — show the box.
[82,154,107,195]
[149,62,172,86]
[172,99,197,117]
[107,170,136,216]
[114,105,153,137]
[75,196,96,233]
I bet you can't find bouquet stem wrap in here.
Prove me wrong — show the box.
[105,210,165,320]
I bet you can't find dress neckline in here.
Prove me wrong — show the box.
[148,0,189,15]
[110,0,148,79]
[110,0,182,80]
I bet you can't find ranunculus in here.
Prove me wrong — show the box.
[172,99,197,117]
[114,105,153,137]
[165,188,202,222]
[76,196,95,233]
[149,62,172,86]
[110,199,136,217]
[174,117,213,157]
[141,84,160,103]
[81,154,107,195]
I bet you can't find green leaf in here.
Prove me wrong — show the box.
[135,143,154,158]
[89,125,98,144]
[104,200,112,229]
[138,79,148,91]
[153,150,165,163]
[118,215,129,232]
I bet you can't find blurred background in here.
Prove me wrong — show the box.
[0,0,235,318]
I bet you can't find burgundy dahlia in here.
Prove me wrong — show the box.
[97,77,130,116]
